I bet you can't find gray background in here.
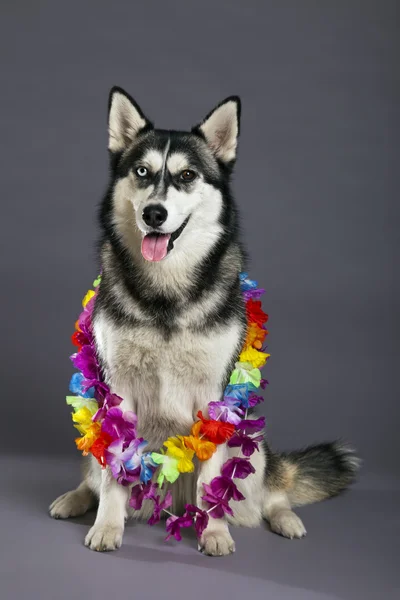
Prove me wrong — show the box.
[0,1,398,599]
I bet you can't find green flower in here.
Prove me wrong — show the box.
[230,361,261,388]
[151,451,180,485]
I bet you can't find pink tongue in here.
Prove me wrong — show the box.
[141,234,171,262]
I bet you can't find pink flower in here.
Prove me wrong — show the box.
[148,490,173,526]
[165,514,193,541]
[221,457,256,479]
[202,483,233,519]
[129,482,159,510]
[227,431,263,456]
[209,476,245,502]
[184,504,209,537]
[237,417,265,435]
[101,407,137,442]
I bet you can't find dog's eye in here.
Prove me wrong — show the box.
[136,166,148,178]
[180,170,196,182]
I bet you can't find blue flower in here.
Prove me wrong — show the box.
[140,453,158,483]
[239,272,258,292]
[69,372,95,398]
[223,383,257,408]
[124,441,157,484]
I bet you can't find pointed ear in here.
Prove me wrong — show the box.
[193,96,241,164]
[108,86,153,152]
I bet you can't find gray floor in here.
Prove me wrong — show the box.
[1,457,398,600]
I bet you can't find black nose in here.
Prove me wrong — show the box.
[142,204,168,228]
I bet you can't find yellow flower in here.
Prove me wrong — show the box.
[163,436,195,473]
[82,289,95,308]
[239,347,270,369]
[72,406,94,435]
[75,422,101,454]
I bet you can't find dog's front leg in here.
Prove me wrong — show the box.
[85,467,128,552]
[196,444,236,556]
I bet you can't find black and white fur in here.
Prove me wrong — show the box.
[50,87,360,556]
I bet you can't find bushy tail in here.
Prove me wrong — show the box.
[267,441,361,507]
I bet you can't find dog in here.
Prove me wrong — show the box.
[49,87,360,556]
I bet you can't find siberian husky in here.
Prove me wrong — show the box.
[49,87,360,556]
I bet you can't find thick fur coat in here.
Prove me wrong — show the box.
[50,88,360,556]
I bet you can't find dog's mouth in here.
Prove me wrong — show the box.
[141,217,190,262]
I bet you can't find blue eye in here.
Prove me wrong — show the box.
[136,166,148,177]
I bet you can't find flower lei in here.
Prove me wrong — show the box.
[68,272,269,541]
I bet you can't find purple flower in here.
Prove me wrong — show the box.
[208,397,244,425]
[209,476,245,502]
[85,380,109,400]
[184,504,209,537]
[202,483,233,519]
[237,416,265,435]
[104,438,139,482]
[260,378,269,389]
[129,482,158,510]
[148,490,173,526]
[243,288,266,301]
[93,382,112,402]
[101,407,137,442]
[227,430,263,456]
[165,514,193,541]
[93,391,123,421]
[221,457,256,479]
[246,394,264,409]
[78,298,95,335]
[70,345,99,380]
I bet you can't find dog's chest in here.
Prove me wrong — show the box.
[93,312,242,445]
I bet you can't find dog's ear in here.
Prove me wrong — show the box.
[108,87,153,153]
[193,97,241,164]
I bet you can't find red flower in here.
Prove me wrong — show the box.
[90,431,113,467]
[246,299,268,328]
[71,330,89,351]
[196,411,235,444]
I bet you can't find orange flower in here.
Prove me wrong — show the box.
[190,420,203,437]
[183,436,217,461]
[244,322,267,350]
[75,422,101,454]
[183,424,217,461]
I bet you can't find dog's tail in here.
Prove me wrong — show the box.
[266,441,361,507]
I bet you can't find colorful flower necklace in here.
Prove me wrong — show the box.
[68,273,269,541]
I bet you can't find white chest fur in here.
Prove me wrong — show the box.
[93,311,242,448]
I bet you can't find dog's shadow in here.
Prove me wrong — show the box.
[15,461,380,600]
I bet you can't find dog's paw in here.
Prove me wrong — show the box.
[85,523,124,552]
[49,489,93,519]
[269,509,307,539]
[199,529,236,557]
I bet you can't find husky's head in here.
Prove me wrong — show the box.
[102,87,241,269]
